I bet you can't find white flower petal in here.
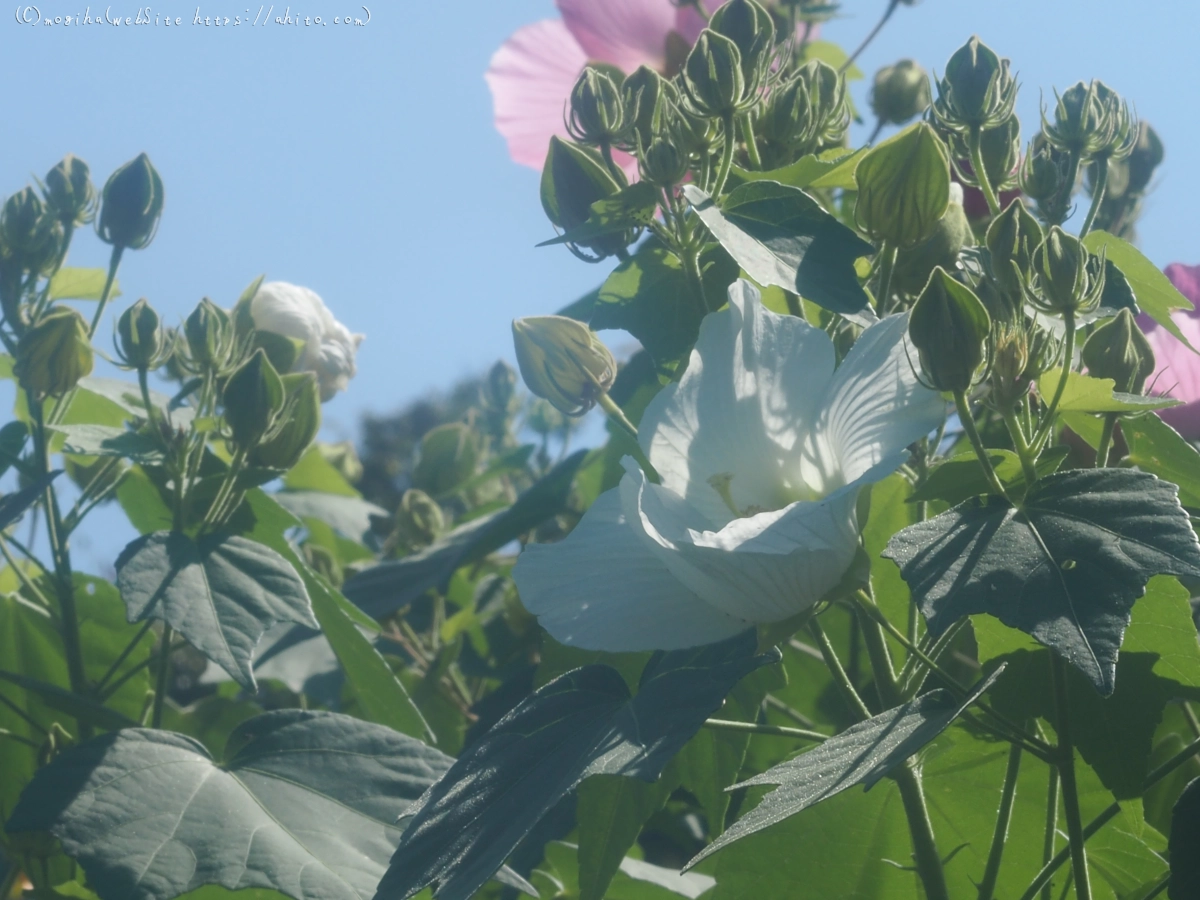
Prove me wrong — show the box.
[820,311,945,483]
[622,459,860,623]
[512,487,748,651]
[640,281,836,526]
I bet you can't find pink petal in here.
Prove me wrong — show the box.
[1165,263,1200,316]
[486,19,588,170]
[1145,311,1200,439]
[557,0,679,73]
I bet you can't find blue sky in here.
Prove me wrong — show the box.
[1,0,1197,567]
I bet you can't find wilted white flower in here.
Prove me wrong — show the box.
[250,281,363,402]
[513,281,945,651]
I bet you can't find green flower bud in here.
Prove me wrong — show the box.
[990,322,1031,409]
[1043,80,1135,162]
[250,372,321,470]
[567,66,628,147]
[512,315,616,416]
[1019,138,1071,205]
[540,137,627,260]
[97,153,164,251]
[483,360,519,416]
[394,488,445,548]
[413,422,478,496]
[682,30,748,118]
[14,308,94,399]
[1124,122,1164,195]
[855,122,951,249]
[909,267,992,394]
[760,60,849,163]
[640,137,689,187]
[974,116,1021,190]
[1081,308,1155,394]
[932,36,1017,134]
[622,66,672,151]
[985,197,1042,312]
[892,185,971,296]
[318,441,363,484]
[223,348,285,448]
[116,298,164,370]
[42,154,96,227]
[184,298,234,370]
[1,188,64,276]
[870,59,931,126]
[709,0,774,91]
[1026,226,1105,317]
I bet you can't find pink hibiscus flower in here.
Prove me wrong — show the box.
[1141,262,1200,440]
[486,1,816,172]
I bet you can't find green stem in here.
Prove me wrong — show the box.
[856,601,900,708]
[0,536,54,610]
[1032,314,1076,452]
[598,141,626,186]
[151,625,173,729]
[808,617,872,720]
[1079,156,1108,238]
[953,390,1009,498]
[1018,803,1117,900]
[94,619,154,695]
[1094,413,1118,468]
[703,717,827,742]
[0,689,50,736]
[1049,151,1082,228]
[683,246,713,315]
[0,860,21,899]
[711,113,738,198]
[875,242,898,312]
[87,243,125,339]
[840,0,901,74]
[1050,653,1093,900]
[765,694,818,728]
[969,126,1002,217]
[1040,766,1060,900]
[597,392,639,443]
[0,728,40,750]
[893,763,952,900]
[201,446,248,533]
[739,114,762,170]
[978,742,1023,900]
[1001,408,1039,486]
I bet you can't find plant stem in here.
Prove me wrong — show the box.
[711,113,738,198]
[86,244,125,339]
[703,717,827,742]
[683,246,713,314]
[0,861,21,900]
[1040,766,1060,900]
[875,242,898,312]
[808,617,872,720]
[840,0,901,74]
[598,141,625,185]
[978,741,1023,900]
[94,619,154,695]
[1017,803,1118,900]
[151,625,173,729]
[893,763,952,900]
[1094,413,1118,468]
[0,689,50,736]
[1001,408,1040,486]
[764,694,818,728]
[1079,156,1108,237]
[739,114,762,170]
[0,536,53,610]
[597,393,640,442]
[953,390,1009,498]
[1033,314,1076,452]
[0,728,40,749]
[968,126,1002,217]
[1050,653,1093,900]
[855,601,900,708]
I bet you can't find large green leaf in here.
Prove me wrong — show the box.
[343,450,587,619]
[1169,777,1200,898]
[1083,231,1198,353]
[1036,370,1181,413]
[682,182,874,316]
[907,448,1069,506]
[1122,412,1200,508]
[689,670,1000,868]
[282,447,361,498]
[884,468,1200,695]
[274,492,387,544]
[5,711,453,900]
[576,773,679,900]
[48,267,121,302]
[0,470,61,529]
[538,182,659,248]
[115,531,318,690]
[727,148,866,192]
[591,241,737,368]
[374,630,779,900]
[51,424,164,464]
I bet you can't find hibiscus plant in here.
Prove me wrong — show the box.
[4,3,1200,900]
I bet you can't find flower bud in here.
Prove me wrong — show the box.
[1081,308,1155,394]
[1019,138,1071,205]
[1026,226,1105,317]
[932,36,1017,133]
[250,372,321,470]
[540,137,628,260]
[985,197,1042,313]
[1043,80,1135,162]
[1124,122,1164,195]
[855,122,951,249]
[512,315,616,416]
[184,298,234,371]
[116,298,164,370]
[760,60,848,163]
[990,322,1031,409]
[42,154,96,227]
[909,267,992,393]
[413,423,478,496]
[709,0,773,91]
[567,66,627,147]
[394,488,445,548]
[14,308,94,399]
[483,360,519,416]
[318,441,363,485]
[682,30,748,118]
[640,137,689,187]
[622,66,671,151]
[893,184,971,296]
[870,59,931,126]
[975,116,1021,190]
[97,153,164,250]
[1,188,63,276]
[223,348,285,448]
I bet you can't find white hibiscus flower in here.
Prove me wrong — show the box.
[513,280,945,651]
[249,281,363,402]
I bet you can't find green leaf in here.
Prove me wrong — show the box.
[538,182,659,248]
[591,241,737,367]
[274,492,386,544]
[375,630,779,900]
[115,531,318,690]
[1170,779,1200,899]
[577,773,679,900]
[1084,231,1199,353]
[689,670,1000,868]
[885,468,1200,694]
[682,182,875,317]
[50,424,163,464]
[1037,369,1181,413]
[1122,412,1200,508]
[854,123,950,250]
[343,449,587,619]
[728,148,866,192]
[863,473,919,660]
[538,842,715,900]
[48,268,120,302]
[907,447,1070,506]
[5,710,453,900]
[0,470,61,530]
[281,446,360,497]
